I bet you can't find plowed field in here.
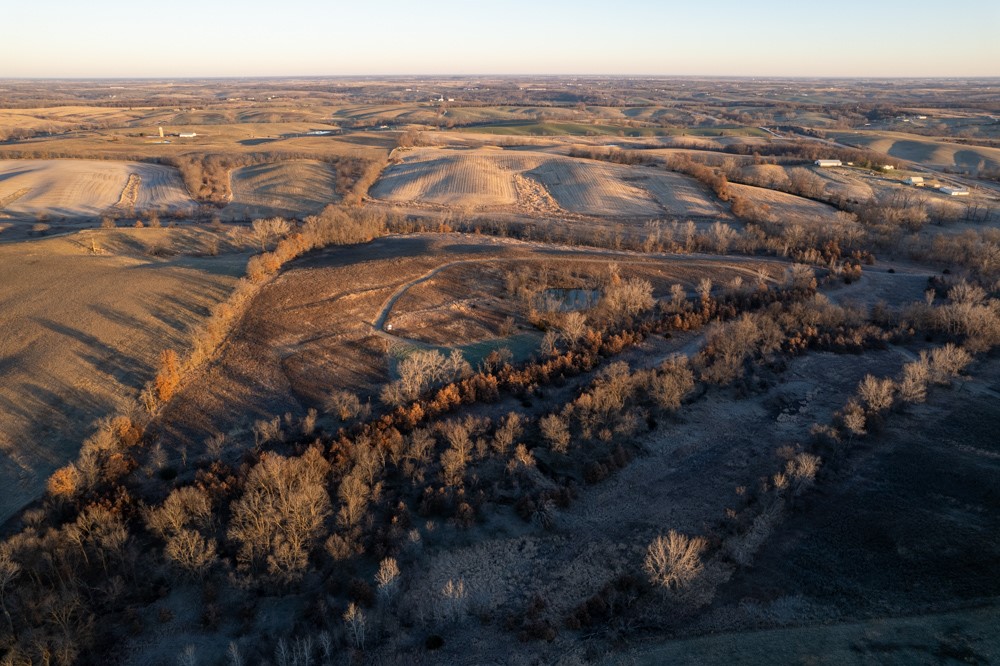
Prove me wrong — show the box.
[224,160,340,220]
[0,159,195,219]
[371,148,723,218]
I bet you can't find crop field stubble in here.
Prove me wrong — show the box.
[829,130,1000,173]
[0,159,196,219]
[223,159,341,220]
[727,182,844,224]
[371,147,726,218]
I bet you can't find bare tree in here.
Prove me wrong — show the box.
[325,389,366,422]
[899,358,929,403]
[539,413,571,454]
[492,412,523,455]
[146,486,213,539]
[343,602,366,649]
[440,578,469,623]
[604,277,655,320]
[559,311,588,344]
[375,557,401,604]
[0,546,20,632]
[251,217,291,251]
[336,471,370,529]
[644,530,707,592]
[164,530,217,578]
[227,449,332,582]
[841,399,867,440]
[857,375,896,413]
[650,355,695,412]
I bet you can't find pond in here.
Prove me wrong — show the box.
[538,288,600,312]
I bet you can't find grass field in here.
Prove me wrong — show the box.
[0,227,247,524]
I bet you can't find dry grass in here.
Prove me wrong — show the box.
[0,228,246,523]
[728,182,842,224]
[155,234,782,449]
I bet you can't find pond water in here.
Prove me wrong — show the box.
[540,288,600,312]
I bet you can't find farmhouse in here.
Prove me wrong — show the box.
[939,186,970,196]
[814,159,842,167]
[178,132,198,138]
[906,176,925,186]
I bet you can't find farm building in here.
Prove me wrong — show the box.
[906,176,925,186]
[939,186,970,196]
[178,132,197,138]
[815,159,842,167]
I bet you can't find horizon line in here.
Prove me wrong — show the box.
[3,74,1000,82]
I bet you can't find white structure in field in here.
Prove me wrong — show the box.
[939,186,970,196]
[814,159,842,167]
[906,176,925,186]
[179,132,198,138]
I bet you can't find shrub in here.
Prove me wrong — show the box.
[154,350,181,403]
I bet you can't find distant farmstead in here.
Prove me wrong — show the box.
[906,176,925,186]
[178,132,198,138]
[814,159,842,167]
[939,186,970,196]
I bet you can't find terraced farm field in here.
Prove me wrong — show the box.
[0,159,195,219]
[738,164,876,202]
[224,159,340,220]
[830,130,1000,173]
[0,106,152,139]
[729,182,843,224]
[371,147,724,218]
[372,149,532,208]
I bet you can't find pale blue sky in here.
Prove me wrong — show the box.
[2,0,997,78]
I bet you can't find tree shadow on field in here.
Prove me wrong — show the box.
[333,134,397,149]
[0,167,40,184]
[34,317,145,372]
[128,253,249,278]
[294,235,435,270]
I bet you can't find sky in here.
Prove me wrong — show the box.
[2,0,998,78]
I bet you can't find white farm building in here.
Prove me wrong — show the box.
[815,159,842,167]
[906,176,925,186]
[939,186,970,196]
